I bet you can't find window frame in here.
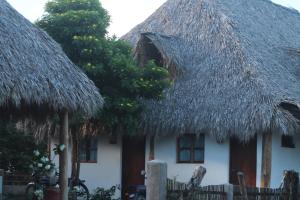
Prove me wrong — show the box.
[176,134,205,164]
[281,135,295,149]
[79,137,98,163]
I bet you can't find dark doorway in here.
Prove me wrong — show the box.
[122,136,146,198]
[229,136,257,186]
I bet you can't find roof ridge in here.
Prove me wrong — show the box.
[122,0,300,139]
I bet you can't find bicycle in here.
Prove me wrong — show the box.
[25,171,90,200]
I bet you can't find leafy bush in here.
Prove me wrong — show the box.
[0,123,46,173]
[90,186,120,200]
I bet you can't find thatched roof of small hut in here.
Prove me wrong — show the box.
[123,0,300,141]
[0,0,103,117]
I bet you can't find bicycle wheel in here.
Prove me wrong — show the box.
[25,184,36,200]
[69,182,90,200]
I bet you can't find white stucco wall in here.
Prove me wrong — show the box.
[49,131,300,193]
[51,135,122,196]
[256,134,262,187]
[270,133,300,188]
[146,135,230,185]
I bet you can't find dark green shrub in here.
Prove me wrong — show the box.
[0,123,46,173]
[90,186,120,200]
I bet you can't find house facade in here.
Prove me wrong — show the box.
[51,133,300,197]
[53,0,300,198]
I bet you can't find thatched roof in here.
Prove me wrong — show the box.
[0,0,103,117]
[122,0,300,141]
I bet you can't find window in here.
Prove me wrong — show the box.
[177,134,205,163]
[281,135,295,148]
[79,137,98,163]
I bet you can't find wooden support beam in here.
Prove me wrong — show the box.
[260,132,272,188]
[149,136,155,161]
[237,172,248,200]
[59,111,69,200]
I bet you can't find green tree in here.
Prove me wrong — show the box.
[85,39,170,134]
[37,0,109,66]
[37,0,170,180]
[37,0,170,135]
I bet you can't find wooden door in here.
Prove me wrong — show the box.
[229,136,257,186]
[122,136,146,197]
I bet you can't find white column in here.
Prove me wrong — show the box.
[224,183,233,200]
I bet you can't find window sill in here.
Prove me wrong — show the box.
[281,146,295,149]
[80,161,97,163]
[177,161,204,164]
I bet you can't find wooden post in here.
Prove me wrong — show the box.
[261,132,272,188]
[59,111,69,200]
[187,166,206,189]
[146,160,167,200]
[149,136,155,161]
[237,172,248,200]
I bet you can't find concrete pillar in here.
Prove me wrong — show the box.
[224,184,233,200]
[146,160,167,200]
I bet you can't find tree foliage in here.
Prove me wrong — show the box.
[37,0,171,135]
[37,0,109,65]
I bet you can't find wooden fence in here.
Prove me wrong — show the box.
[167,179,300,200]
[233,185,300,200]
[167,179,227,200]
[3,172,31,185]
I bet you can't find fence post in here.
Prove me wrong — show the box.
[237,172,248,200]
[0,169,3,200]
[146,160,167,200]
[224,184,233,200]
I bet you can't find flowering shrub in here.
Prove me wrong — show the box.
[34,189,44,200]
[30,150,56,176]
[29,144,65,199]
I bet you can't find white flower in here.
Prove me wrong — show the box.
[34,189,44,200]
[40,157,46,163]
[73,186,80,192]
[37,163,43,168]
[34,189,43,195]
[45,165,51,170]
[33,150,40,157]
[59,144,65,151]
[40,156,49,163]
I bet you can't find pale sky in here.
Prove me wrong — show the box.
[6,0,300,37]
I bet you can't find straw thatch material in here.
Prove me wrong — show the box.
[123,0,300,141]
[0,0,103,117]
